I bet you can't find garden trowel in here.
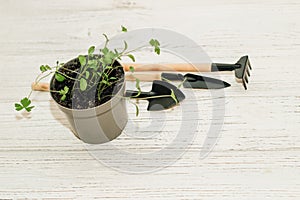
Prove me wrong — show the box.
[125,72,231,89]
[161,73,231,89]
[125,80,185,111]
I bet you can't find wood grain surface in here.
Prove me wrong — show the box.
[0,0,299,199]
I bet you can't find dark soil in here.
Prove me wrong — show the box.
[50,56,124,110]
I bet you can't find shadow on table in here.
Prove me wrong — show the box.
[49,100,72,131]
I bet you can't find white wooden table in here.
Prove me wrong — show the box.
[0,0,299,199]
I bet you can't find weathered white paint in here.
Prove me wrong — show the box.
[0,0,299,199]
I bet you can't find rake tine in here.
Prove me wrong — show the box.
[248,59,252,70]
[247,67,251,77]
[242,80,247,90]
[244,75,249,84]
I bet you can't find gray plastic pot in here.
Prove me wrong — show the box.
[50,59,128,144]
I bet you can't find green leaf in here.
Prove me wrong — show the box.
[25,106,34,112]
[101,47,109,54]
[55,73,65,82]
[40,65,51,72]
[129,66,135,73]
[64,86,69,93]
[40,65,45,72]
[85,71,90,79]
[155,47,160,55]
[149,39,161,55]
[101,80,110,85]
[127,54,135,62]
[110,77,117,80]
[149,39,160,47]
[121,25,127,32]
[149,39,155,46]
[15,97,34,112]
[60,95,66,101]
[108,51,117,59]
[123,41,128,51]
[88,60,94,65]
[59,86,69,95]
[78,55,86,66]
[88,46,95,55]
[101,49,117,66]
[170,89,178,104]
[89,60,99,70]
[114,49,119,54]
[59,86,69,101]
[21,97,31,108]
[80,78,87,91]
[15,103,23,111]
[103,56,113,65]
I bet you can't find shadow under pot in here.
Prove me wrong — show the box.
[50,56,128,144]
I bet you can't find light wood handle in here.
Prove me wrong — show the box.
[32,82,50,92]
[32,72,162,92]
[125,72,161,81]
[122,63,212,72]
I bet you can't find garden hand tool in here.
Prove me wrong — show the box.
[125,80,185,111]
[123,55,252,90]
[32,80,185,111]
[126,72,230,89]
[161,73,231,89]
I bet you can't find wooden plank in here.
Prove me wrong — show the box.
[0,0,299,199]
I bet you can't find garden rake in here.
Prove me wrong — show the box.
[123,55,252,90]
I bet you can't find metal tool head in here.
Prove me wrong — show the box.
[125,80,185,111]
[183,73,231,89]
[161,73,231,89]
[147,80,185,111]
[235,55,252,90]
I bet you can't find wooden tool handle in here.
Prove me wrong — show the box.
[31,72,162,92]
[125,72,161,81]
[122,63,212,72]
[32,82,50,92]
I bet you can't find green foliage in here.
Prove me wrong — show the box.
[129,66,135,73]
[55,73,65,82]
[149,39,161,55]
[88,46,95,55]
[15,97,34,112]
[78,55,87,66]
[121,25,127,32]
[40,65,51,72]
[85,71,90,79]
[127,54,135,62]
[123,41,128,51]
[15,26,179,114]
[59,86,69,101]
[80,78,87,91]
[101,47,109,54]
